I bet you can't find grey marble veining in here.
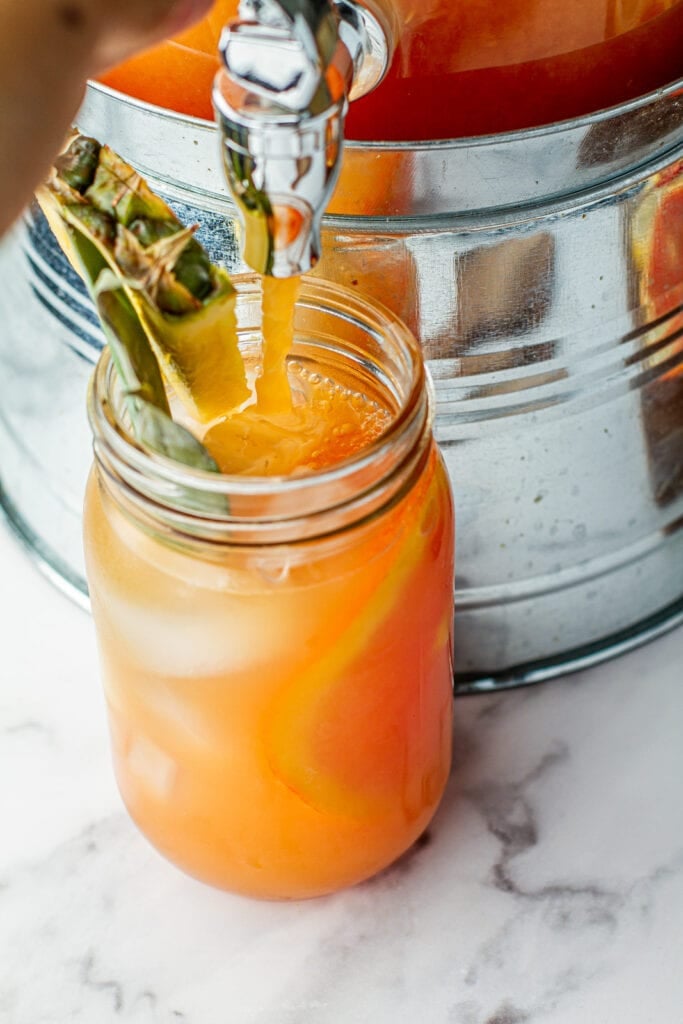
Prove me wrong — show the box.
[1,520,683,1024]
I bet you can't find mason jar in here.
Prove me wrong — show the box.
[83,276,454,899]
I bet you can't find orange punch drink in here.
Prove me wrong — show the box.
[84,277,454,899]
[99,0,683,138]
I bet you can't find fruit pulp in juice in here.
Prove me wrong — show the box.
[84,324,455,899]
[98,0,683,139]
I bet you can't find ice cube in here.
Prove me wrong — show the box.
[141,680,238,757]
[99,589,295,679]
[126,737,177,800]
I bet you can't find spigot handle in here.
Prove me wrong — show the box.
[225,0,340,112]
[240,0,339,67]
[214,0,390,277]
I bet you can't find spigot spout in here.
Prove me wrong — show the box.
[213,0,389,277]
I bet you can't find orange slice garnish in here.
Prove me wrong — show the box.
[264,452,454,820]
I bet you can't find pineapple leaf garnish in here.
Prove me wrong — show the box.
[37,182,219,475]
[94,272,219,474]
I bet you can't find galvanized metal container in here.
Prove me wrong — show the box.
[1,80,682,691]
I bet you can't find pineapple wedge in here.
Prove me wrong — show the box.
[37,131,249,423]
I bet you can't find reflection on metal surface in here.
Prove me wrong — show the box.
[578,86,683,168]
[455,234,556,348]
[0,479,90,611]
[644,371,683,506]
[629,158,683,508]
[316,232,418,335]
[453,594,683,695]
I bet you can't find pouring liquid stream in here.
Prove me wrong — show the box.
[176,275,395,477]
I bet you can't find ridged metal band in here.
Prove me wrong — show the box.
[79,77,683,218]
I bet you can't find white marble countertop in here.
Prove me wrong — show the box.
[1,516,682,1024]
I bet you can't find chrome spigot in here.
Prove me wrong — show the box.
[212,0,390,277]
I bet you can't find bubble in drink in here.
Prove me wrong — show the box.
[200,362,394,475]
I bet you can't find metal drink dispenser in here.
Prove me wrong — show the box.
[0,0,681,690]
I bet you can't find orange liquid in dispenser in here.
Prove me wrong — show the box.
[99,0,683,138]
[84,278,455,899]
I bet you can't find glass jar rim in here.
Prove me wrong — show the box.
[88,274,432,542]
